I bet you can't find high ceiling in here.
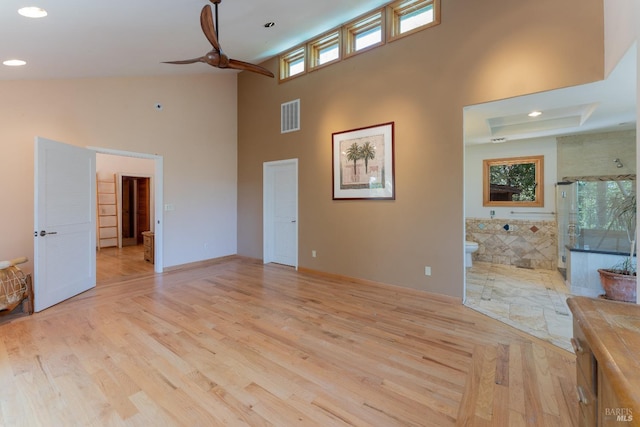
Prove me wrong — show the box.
[0,0,390,80]
[2,0,636,139]
[465,46,637,145]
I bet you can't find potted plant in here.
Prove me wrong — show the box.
[597,193,637,302]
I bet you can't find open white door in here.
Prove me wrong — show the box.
[263,159,298,268]
[34,137,96,312]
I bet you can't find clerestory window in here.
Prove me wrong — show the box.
[279,47,306,80]
[388,0,439,41]
[309,31,341,70]
[278,0,440,82]
[344,11,385,57]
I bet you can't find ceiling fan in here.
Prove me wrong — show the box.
[163,0,274,78]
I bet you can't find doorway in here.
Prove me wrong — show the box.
[121,176,151,246]
[263,159,298,268]
[462,46,637,350]
[94,148,164,277]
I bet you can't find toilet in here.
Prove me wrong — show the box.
[465,241,479,267]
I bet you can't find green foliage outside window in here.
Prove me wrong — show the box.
[577,180,635,232]
[489,163,537,201]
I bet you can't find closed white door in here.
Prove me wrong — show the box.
[263,159,298,268]
[34,137,96,311]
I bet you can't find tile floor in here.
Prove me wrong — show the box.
[465,261,575,352]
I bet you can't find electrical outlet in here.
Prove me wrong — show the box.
[312,250,317,258]
[424,266,431,276]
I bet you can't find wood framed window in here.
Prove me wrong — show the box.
[483,156,544,207]
[279,47,306,81]
[278,0,440,82]
[343,10,385,57]
[309,31,341,70]
[388,0,440,41]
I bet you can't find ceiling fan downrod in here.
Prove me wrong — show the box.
[213,0,220,40]
[162,0,274,78]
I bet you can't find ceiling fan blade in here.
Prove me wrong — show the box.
[228,59,274,78]
[164,2,273,78]
[200,5,221,51]
[163,57,205,65]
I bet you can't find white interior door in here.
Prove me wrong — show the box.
[34,137,96,312]
[264,159,298,268]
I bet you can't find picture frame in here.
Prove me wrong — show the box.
[332,122,395,200]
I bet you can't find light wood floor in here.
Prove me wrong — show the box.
[96,245,155,283]
[0,256,578,426]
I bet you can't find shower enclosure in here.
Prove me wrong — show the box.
[556,181,577,273]
[557,178,636,271]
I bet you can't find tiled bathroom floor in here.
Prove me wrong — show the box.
[465,261,574,352]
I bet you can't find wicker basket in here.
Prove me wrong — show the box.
[0,257,33,315]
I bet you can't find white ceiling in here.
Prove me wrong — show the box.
[0,0,391,80]
[2,0,636,140]
[464,45,637,145]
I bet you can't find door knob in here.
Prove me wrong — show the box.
[39,230,58,236]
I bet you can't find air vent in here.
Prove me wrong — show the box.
[281,99,300,133]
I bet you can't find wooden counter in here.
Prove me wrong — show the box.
[567,296,640,426]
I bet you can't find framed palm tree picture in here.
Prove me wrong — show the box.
[332,122,395,200]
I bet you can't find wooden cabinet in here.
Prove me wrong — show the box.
[142,231,154,264]
[568,297,640,427]
[572,319,597,426]
[571,320,598,426]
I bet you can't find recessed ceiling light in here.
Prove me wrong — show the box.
[3,59,27,66]
[528,110,542,117]
[264,22,275,28]
[18,6,48,18]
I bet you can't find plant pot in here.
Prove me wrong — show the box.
[597,269,637,303]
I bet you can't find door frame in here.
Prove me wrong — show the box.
[263,158,298,269]
[90,146,164,273]
[118,174,153,248]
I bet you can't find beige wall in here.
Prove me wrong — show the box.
[0,73,238,272]
[237,0,604,298]
[604,0,638,76]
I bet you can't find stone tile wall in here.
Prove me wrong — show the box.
[466,218,557,270]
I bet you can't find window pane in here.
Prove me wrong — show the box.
[577,180,635,252]
[289,57,305,76]
[318,45,339,64]
[400,5,434,33]
[489,163,537,202]
[355,27,381,50]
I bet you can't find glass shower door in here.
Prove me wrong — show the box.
[556,182,577,273]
